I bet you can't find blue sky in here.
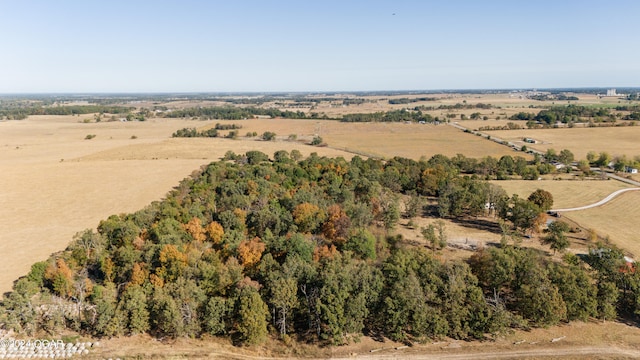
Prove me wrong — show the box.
[1,0,638,92]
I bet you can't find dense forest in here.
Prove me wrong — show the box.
[2,152,640,346]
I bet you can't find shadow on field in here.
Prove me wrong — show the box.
[448,217,503,235]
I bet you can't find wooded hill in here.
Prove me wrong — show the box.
[2,152,639,345]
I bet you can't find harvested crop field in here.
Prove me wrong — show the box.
[202,119,523,160]
[488,126,640,159]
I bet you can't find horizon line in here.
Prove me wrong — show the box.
[1,86,639,96]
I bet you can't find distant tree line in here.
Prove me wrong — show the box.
[388,97,437,104]
[528,94,579,101]
[164,106,309,120]
[510,105,616,125]
[0,105,134,120]
[341,109,438,123]
[415,102,494,111]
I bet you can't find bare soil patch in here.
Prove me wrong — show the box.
[81,321,640,359]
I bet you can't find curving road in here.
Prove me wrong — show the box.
[551,187,640,212]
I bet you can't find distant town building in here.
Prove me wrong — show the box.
[606,88,618,96]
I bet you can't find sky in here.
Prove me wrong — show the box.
[0,0,639,93]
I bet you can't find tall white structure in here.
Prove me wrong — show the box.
[606,88,617,96]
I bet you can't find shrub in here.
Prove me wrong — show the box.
[310,136,323,146]
[262,131,276,141]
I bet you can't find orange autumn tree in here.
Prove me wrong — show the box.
[322,204,351,245]
[238,237,266,268]
[130,262,148,287]
[313,244,338,262]
[206,221,225,245]
[44,258,74,298]
[184,217,206,242]
[157,244,188,282]
[293,202,325,233]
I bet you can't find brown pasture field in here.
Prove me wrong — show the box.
[201,118,523,160]
[566,191,640,258]
[490,178,633,209]
[488,126,640,159]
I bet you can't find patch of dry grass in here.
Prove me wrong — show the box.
[566,191,640,258]
[491,179,633,209]
[489,126,640,159]
[205,119,524,160]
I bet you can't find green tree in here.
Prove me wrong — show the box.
[204,297,230,335]
[93,283,125,337]
[596,280,618,321]
[381,248,448,341]
[262,131,276,141]
[542,221,570,254]
[421,224,444,253]
[404,193,423,218]
[150,288,182,337]
[290,149,303,161]
[270,275,298,336]
[548,263,597,321]
[344,228,377,260]
[586,151,597,164]
[596,152,612,167]
[514,267,567,326]
[504,196,542,233]
[577,159,591,174]
[311,135,324,146]
[237,286,269,344]
[558,149,575,166]
[120,285,150,334]
[527,189,554,212]
[545,148,558,162]
[317,253,382,344]
[469,247,516,298]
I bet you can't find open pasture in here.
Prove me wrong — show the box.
[202,118,524,160]
[491,179,633,209]
[488,126,640,159]
[566,191,640,258]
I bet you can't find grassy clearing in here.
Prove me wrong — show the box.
[566,191,640,258]
[491,178,633,209]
